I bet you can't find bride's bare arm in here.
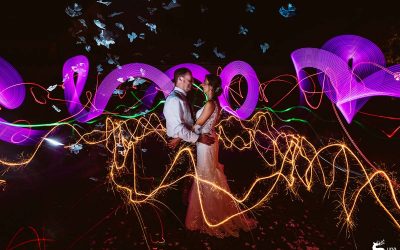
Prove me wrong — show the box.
[193,101,216,128]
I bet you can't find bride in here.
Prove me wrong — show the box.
[170,74,258,238]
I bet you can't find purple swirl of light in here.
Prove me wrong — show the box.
[218,61,260,120]
[291,34,400,123]
[63,55,174,122]
[0,55,260,145]
[0,57,46,145]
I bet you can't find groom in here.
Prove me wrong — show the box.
[163,67,215,205]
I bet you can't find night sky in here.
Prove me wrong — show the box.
[1,0,399,79]
[1,0,400,123]
[1,0,400,249]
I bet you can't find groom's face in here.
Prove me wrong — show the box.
[178,72,194,93]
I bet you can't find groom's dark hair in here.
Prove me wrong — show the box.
[173,67,191,85]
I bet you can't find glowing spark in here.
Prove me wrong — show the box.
[43,138,64,146]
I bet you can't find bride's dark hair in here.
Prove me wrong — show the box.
[205,74,222,99]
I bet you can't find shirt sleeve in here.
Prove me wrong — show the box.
[193,124,202,135]
[163,97,200,143]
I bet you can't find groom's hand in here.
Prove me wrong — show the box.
[167,137,182,149]
[198,134,215,145]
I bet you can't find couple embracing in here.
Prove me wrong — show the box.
[163,68,257,238]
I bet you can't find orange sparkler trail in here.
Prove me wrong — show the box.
[1,110,399,245]
[101,111,400,235]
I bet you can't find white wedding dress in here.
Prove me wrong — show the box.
[185,101,257,238]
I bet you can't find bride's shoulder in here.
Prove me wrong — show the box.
[204,100,216,110]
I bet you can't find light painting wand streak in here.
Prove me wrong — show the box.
[89,111,400,232]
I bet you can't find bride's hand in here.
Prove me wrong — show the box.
[168,137,182,149]
[216,163,224,172]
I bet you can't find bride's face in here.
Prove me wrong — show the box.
[201,79,213,96]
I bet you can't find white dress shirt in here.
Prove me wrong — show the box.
[163,87,199,143]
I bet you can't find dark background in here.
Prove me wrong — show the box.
[1,0,399,78]
[1,0,400,129]
[1,0,399,162]
[1,0,400,249]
